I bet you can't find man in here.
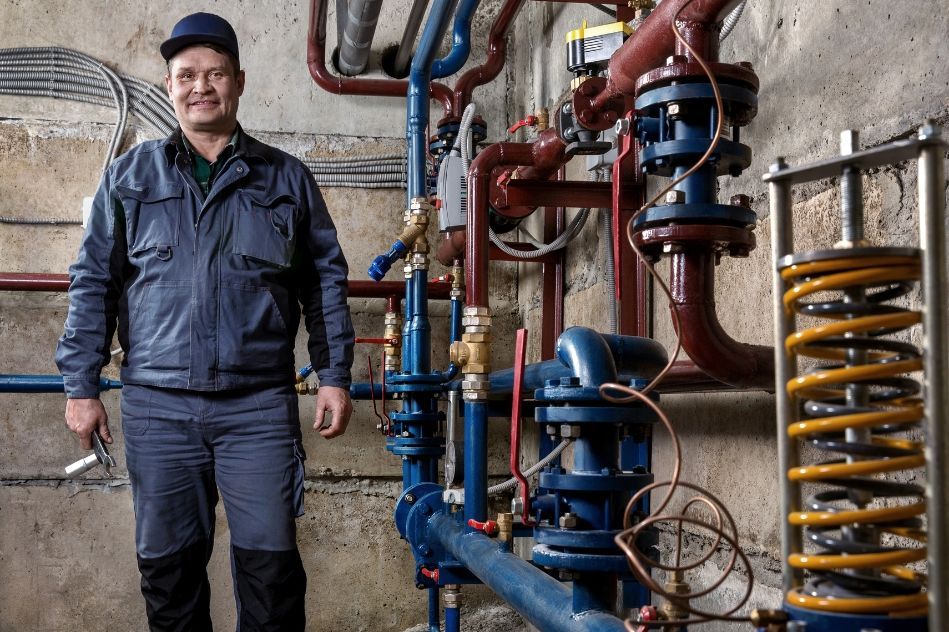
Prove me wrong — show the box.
[56,12,354,630]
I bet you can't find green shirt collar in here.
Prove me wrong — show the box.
[182,129,240,195]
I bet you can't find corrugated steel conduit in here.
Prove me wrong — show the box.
[336,0,384,76]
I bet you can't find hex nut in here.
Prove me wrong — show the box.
[511,497,525,515]
[559,512,578,528]
[730,194,752,208]
[662,242,683,254]
[614,117,631,136]
[667,103,682,117]
[560,424,581,438]
[664,190,685,205]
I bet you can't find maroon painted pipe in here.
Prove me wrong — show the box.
[0,272,69,292]
[669,250,774,390]
[0,273,450,300]
[465,142,534,307]
[307,0,454,115]
[593,0,741,108]
[452,0,526,114]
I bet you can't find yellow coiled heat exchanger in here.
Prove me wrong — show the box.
[766,124,947,631]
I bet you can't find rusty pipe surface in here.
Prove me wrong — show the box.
[0,273,449,300]
[307,0,454,115]
[465,141,535,307]
[593,0,740,109]
[669,249,773,390]
[452,0,525,114]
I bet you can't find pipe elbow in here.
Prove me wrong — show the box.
[556,327,618,388]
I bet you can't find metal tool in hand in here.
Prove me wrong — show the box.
[64,433,116,478]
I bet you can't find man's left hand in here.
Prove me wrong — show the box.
[313,385,353,439]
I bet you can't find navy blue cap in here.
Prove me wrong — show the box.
[161,12,239,64]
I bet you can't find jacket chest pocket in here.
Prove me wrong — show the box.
[233,191,299,269]
[115,183,183,255]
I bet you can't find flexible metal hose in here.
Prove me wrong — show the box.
[719,0,746,41]
[487,438,571,495]
[598,169,617,334]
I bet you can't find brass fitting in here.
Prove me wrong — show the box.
[450,264,464,299]
[660,571,690,623]
[295,381,316,395]
[384,310,403,372]
[443,585,463,609]
[497,512,514,543]
[535,108,549,131]
[450,331,491,374]
[461,306,492,400]
[461,373,490,400]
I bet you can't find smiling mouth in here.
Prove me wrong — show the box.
[189,100,219,108]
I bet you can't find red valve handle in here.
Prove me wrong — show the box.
[467,518,499,536]
[420,567,439,582]
[508,115,538,134]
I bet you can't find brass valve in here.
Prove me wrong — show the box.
[450,332,491,374]
[496,512,514,543]
[383,310,403,372]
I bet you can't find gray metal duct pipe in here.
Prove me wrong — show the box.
[337,0,385,76]
[392,0,430,77]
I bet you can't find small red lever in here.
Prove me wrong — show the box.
[508,115,538,134]
[420,567,439,582]
[467,518,499,536]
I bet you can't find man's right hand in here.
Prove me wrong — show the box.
[65,398,113,450]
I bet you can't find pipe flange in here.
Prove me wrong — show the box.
[636,60,759,98]
[570,76,625,132]
[632,223,756,262]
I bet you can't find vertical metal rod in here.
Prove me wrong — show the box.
[392,0,431,77]
[839,129,865,243]
[768,158,801,593]
[918,122,947,632]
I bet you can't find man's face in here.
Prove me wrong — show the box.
[165,45,244,135]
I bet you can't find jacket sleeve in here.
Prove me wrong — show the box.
[295,168,355,389]
[55,168,127,398]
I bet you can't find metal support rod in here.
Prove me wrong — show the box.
[767,157,801,594]
[918,121,947,632]
[392,0,430,77]
[839,130,864,243]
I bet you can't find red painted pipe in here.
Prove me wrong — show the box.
[0,273,69,291]
[451,0,526,115]
[465,142,534,307]
[307,0,454,115]
[593,0,741,108]
[669,250,774,390]
[0,273,451,300]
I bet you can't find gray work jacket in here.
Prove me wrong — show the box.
[56,128,354,397]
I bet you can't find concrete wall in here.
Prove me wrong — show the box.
[508,0,948,627]
[1,0,947,630]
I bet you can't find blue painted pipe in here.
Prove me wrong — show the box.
[463,400,488,529]
[439,295,463,381]
[473,327,668,393]
[428,587,440,632]
[408,270,431,375]
[0,375,122,393]
[444,603,460,632]
[431,0,481,79]
[428,513,627,631]
[555,326,617,387]
[348,383,383,400]
[407,0,458,199]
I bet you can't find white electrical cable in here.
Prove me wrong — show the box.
[488,438,572,496]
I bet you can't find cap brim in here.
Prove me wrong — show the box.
[160,34,239,63]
